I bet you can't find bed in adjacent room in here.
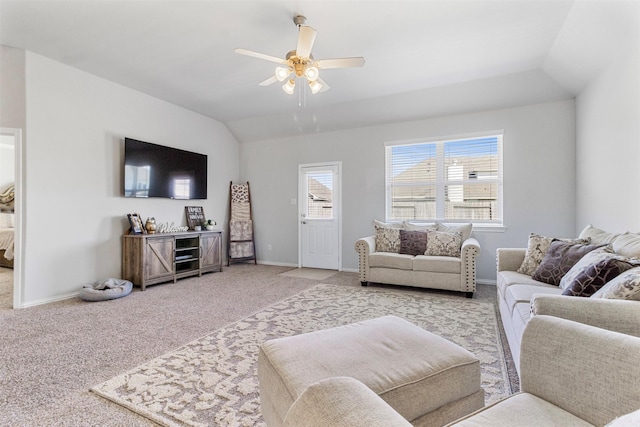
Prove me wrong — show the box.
[0,186,15,269]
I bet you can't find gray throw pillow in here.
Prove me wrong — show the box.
[531,240,607,286]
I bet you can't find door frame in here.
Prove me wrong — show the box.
[1,127,23,309]
[298,161,342,270]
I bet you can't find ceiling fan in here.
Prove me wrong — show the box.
[235,15,365,95]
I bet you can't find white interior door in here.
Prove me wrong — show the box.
[299,163,341,270]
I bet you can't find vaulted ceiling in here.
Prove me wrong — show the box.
[1,1,637,142]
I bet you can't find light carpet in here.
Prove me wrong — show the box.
[0,267,12,310]
[278,267,338,280]
[91,283,511,427]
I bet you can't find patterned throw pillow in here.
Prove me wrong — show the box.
[374,221,402,253]
[531,240,607,286]
[399,230,428,256]
[591,267,640,300]
[517,233,590,276]
[559,247,614,290]
[425,230,462,257]
[562,258,635,297]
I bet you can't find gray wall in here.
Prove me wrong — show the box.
[241,99,576,283]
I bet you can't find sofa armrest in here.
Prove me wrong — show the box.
[520,315,640,426]
[355,236,375,283]
[531,294,640,337]
[283,377,411,427]
[461,238,481,293]
[496,248,526,272]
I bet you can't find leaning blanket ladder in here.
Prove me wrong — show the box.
[227,181,257,265]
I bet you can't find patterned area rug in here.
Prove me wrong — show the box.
[91,284,511,427]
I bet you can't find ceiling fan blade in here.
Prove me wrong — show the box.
[316,57,366,69]
[234,48,285,64]
[259,76,278,86]
[296,26,317,58]
[317,77,330,93]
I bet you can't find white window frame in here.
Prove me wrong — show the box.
[385,131,504,228]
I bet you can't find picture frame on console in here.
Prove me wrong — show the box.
[127,213,145,235]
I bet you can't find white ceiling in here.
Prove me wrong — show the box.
[1,0,638,142]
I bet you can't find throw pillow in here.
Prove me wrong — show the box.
[435,222,472,242]
[374,221,402,253]
[399,230,428,256]
[531,240,607,286]
[558,246,614,290]
[517,233,590,276]
[425,230,462,257]
[403,221,436,231]
[591,267,640,300]
[561,257,635,297]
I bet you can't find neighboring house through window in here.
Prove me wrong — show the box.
[385,132,503,226]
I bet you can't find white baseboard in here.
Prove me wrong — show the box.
[477,279,497,286]
[17,291,79,309]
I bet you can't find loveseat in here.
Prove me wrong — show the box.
[355,221,480,298]
[280,315,640,427]
[497,225,640,373]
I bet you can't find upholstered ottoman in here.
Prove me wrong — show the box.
[258,315,484,427]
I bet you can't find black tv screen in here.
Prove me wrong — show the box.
[124,138,208,199]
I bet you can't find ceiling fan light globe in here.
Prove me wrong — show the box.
[275,67,290,82]
[308,80,322,94]
[304,66,319,81]
[282,79,296,95]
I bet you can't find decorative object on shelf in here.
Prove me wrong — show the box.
[185,206,206,231]
[205,219,216,231]
[235,15,365,96]
[157,222,189,233]
[127,213,146,235]
[145,217,157,234]
[228,181,256,264]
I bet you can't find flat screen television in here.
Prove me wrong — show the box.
[124,138,208,199]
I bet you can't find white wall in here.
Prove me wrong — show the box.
[18,51,239,306]
[241,99,576,282]
[576,46,640,233]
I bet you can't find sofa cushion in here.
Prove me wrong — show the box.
[425,230,462,257]
[531,240,606,286]
[403,221,436,231]
[399,230,428,256]
[369,252,414,270]
[450,393,593,427]
[592,267,640,300]
[517,233,590,276]
[374,221,402,253]
[413,255,461,274]
[612,232,640,258]
[578,224,624,245]
[436,222,472,242]
[562,257,635,297]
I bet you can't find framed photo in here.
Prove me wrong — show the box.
[185,206,205,230]
[127,213,146,235]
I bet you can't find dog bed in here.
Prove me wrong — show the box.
[80,278,133,302]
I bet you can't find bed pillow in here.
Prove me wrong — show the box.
[561,257,635,297]
[531,240,607,286]
[517,233,590,276]
[374,220,402,253]
[425,230,462,257]
[591,267,640,300]
[399,230,428,256]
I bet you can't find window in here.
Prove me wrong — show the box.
[385,133,503,225]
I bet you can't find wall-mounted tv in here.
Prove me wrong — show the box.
[124,138,208,199]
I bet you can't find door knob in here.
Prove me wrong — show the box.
[302,221,307,224]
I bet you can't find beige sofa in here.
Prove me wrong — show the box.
[355,222,480,298]
[281,315,640,427]
[497,226,640,373]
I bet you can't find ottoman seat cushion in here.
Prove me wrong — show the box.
[259,315,483,426]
